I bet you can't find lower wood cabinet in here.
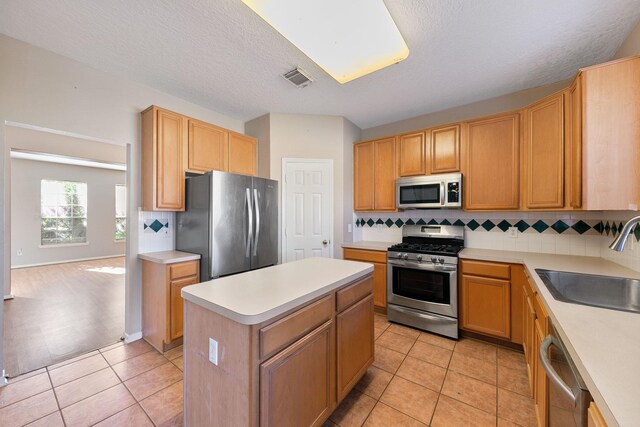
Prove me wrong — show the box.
[343,248,387,310]
[260,321,334,427]
[142,259,199,351]
[588,401,608,427]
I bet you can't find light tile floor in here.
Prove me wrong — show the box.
[325,314,537,427]
[0,313,535,426]
[0,339,183,427]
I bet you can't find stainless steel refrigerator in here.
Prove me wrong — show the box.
[176,171,278,280]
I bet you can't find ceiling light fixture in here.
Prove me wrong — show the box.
[241,0,409,84]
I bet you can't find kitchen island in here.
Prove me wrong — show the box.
[181,257,375,427]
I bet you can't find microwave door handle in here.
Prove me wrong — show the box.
[440,181,445,205]
[539,335,578,403]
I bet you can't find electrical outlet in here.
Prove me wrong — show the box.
[347,224,352,233]
[508,227,518,238]
[376,224,383,231]
[16,249,23,256]
[209,338,219,365]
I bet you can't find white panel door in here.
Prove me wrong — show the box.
[284,160,333,262]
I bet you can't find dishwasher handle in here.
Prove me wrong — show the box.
[539,335,577,404]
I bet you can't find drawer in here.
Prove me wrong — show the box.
[461,259,510,279]
[260,295,333,360]
[336,275,373,312]
[170,261,199,280]
[343,248,387,264]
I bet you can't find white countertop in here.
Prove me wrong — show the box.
[460,248,640,427]
[181,257,374,325]
[137,250,201,264]
[342,241,397,251]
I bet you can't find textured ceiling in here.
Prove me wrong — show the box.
[1,0,639,129]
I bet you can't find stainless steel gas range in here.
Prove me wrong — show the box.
[387,224,464,339]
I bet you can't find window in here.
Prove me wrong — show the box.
[115,184,126,241]
[41,180,87,245]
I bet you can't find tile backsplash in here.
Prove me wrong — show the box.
[354,211,640,271]
[138,210,175,254]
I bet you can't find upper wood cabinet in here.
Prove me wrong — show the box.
[187,119,229,173]
[567,75,583,209]
[463,112,520,210]
[142,106,186,211]
[523,92,565,209]
[354,137,398,212]
[399,131,428,177]
[579,56,640,210]
[430,124,461,173]
[142,105,258,211]
[229,132,257,176]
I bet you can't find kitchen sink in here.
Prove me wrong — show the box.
[535,269,640,314]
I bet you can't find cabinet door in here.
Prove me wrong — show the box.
[524,93,565,209]
[523,293,536,395]
[353,141,374,211]
[260,321,334,427]
[430,124,460,173]
[188,119,229,173]
[568,76,583,209]
[373,137,397,211]
[228,132,257,176]
[399,131,427,177]
[337,294,374,400]
[156,109,185,210]
[373,263,387,309]
[170,275,199,341]
[461,275,511,339]
[588,402,608,427]
[464,113,520,210]
[534,318,548,427]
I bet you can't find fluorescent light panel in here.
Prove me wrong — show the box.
[10,150,126,171]
[242,0,409,83]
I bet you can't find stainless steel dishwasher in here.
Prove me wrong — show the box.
[539,321,592,426]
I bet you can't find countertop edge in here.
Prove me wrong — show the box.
[341,241,396,251]
[138,251,201,264]
[182,265,374,325]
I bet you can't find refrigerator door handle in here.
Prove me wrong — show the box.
[253,188,260,256]
[246,188,253,258]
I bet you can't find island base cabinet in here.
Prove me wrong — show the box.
[337,294,374,400]
[260,321,335,427]
[184,273,374,427]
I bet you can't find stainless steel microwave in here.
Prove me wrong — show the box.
[396,173,462,209]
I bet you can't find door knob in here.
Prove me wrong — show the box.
[322,240,329,245]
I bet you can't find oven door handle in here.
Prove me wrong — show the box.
[388,259,456,272]
[390,305,455,324]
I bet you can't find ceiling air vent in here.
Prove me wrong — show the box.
[283,67,313,88]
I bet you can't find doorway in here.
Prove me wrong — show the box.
[281,158,333,262]
[3,126,129,377]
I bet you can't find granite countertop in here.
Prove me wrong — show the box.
[342,241,398,251]
[181,257,374,325]
[460,248,640,427]
[137,250,201,264]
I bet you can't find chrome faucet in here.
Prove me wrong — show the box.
[609,215,640,252]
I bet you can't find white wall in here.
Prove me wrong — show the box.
[614,18,640,58]
[0,34,245,347]
[11,159,125,267]
[245,114,270,179]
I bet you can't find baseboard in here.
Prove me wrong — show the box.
[124,331,143,343]
[3,294,14,300]
[11,254,125,270]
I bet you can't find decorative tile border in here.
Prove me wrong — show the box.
[355,217,605,236]
[143,219,169,233]
[355,216,640,241]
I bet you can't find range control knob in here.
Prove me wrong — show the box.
[438,257,445,264]
[416,255,423,261]
[430,256,438,263]
[402,253,409,260]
